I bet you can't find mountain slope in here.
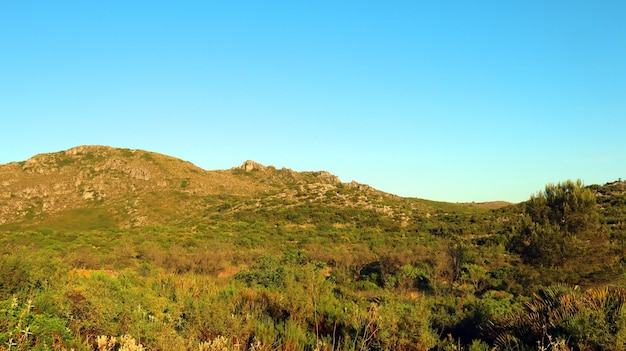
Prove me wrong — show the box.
[1,145,452,230]
[1,145,262,228]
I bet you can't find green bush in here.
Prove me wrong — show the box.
[0,256,31,299]
[0,297,73,350]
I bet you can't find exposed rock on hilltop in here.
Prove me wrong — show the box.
[346,180,372,192]
[234,160,341,185]
[237,160,267,172]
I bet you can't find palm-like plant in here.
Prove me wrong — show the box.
[486,285,626,350]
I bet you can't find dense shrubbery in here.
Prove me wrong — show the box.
[508,180,611,285]
[0,179,625,350]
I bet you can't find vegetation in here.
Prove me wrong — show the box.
[1,148,625,350]
[508,180,612,285]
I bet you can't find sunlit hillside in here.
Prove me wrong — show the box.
[1,146,625,350]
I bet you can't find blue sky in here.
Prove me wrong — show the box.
[1,1,625,202]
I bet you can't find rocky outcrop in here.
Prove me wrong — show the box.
[316,171,341,184]
[237,160,267,172]
[345,180,371,191]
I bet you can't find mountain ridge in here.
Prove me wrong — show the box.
[1,145,435,230]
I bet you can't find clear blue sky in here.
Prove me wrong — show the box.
[1,1,625,202]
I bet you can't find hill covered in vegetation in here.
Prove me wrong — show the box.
[1,146,625,350]
[0,145,459,230]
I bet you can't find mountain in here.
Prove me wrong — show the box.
[1,145,474,230]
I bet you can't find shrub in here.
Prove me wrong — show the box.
[0,297,73,350]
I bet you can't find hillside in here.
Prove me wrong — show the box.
[1,146,625,351]
[0,145,504,231]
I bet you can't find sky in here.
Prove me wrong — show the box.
[1,1,625,203]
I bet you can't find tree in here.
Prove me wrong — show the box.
[526,179,599,235]
[509,179,609,283]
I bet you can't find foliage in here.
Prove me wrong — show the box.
[0,175,625,350]
[486,284,626,350]
[0,297,73,350]
[508,179,613,285]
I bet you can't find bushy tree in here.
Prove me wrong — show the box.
[509,179,610,283]
[526,179,599,234]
